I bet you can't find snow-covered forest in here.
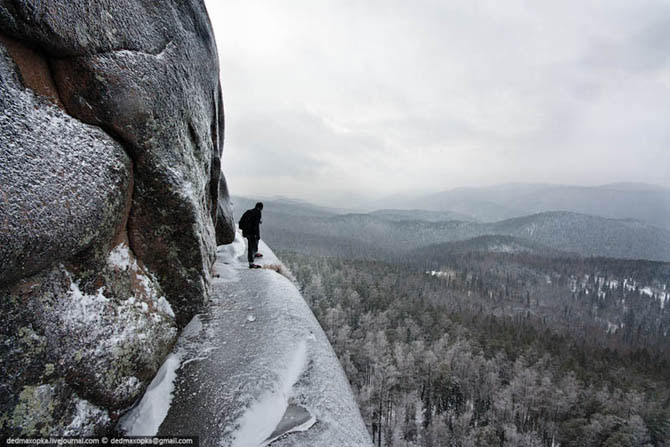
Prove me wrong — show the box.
[277,249,670,446]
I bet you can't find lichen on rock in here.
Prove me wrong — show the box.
[1,253,178,434]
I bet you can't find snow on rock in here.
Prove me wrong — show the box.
[62,398,110,436]
[231,341,308,447]
[181,314,204,339]
[264,405,317,446]
[107,241,176,319]
[107,243,133,271]
[1,252,178,435]
[64,280,109,326]
[1,0,237,327]
[0,0,230,434]
[118,352,182,436]
[156,296,176,318]
[48,267,178,408]
[213,229,247,283]
[147,233,371,446]
[118,313,204,436]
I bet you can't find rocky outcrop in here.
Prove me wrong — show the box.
[0,0,234,436]
[216,176,236,246]
[0,0,232,324]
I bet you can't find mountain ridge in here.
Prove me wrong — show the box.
[378,182,670,229]
[234,196,670,262]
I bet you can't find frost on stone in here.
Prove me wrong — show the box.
[0,47,131,285]
[107,243,132,271]
[62,398,110,436]
[51,267,177,407]
[106,242,176,318]
[64,281,109,326]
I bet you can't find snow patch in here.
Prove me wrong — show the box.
[263,410,316,446]
[57,268,177,407]
[231,340,309,447]
[118,352,181,436]
[181,314,203,339]
[63,398,110,436]
[181,181,197,202]
[107,243,133,270]
[107,243,175,318]
[214,230,247,283]
[119,313,205,436]
[489,243,524,254]
[156,296,175,318]
[606,321,618,334]
[217,229,247,262]
[65,280,109,325]
[427,270,456,279]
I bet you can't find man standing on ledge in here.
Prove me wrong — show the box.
[239,202,264,269]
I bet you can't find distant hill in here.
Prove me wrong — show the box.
[378,183,670,229]
[414,235,571,258]
[237,195,670,262]
[231,195,336,219]
[487,211,670,260]
[369,209,478,222]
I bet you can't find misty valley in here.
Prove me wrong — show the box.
[239,193,670,446]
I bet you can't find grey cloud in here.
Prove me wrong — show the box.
[225,107,391,177]
[206,0,670,203]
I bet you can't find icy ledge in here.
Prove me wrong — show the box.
[117,232,371,446]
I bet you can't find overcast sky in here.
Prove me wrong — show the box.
[204,0,670,205]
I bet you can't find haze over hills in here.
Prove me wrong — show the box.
[410,235,573,259]
[369,209,479,223]
[375,182,670,229]
[232,195,670,262]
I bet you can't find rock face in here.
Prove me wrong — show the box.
[0,0,234,436]
[216,176,237,246]
[0,0,233,324]
[0,47,130,285]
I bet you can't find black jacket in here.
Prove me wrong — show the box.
[240,208,262,238]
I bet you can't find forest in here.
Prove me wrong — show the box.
[278,249,670,446]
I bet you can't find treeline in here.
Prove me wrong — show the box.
[281,252,670,446]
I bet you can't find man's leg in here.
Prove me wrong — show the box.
[246,236,255,264]
[250,236,259,258]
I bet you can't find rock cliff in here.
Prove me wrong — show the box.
[0,0,234,435]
